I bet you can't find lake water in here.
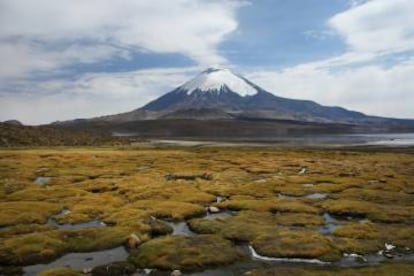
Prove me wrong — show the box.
[148,133,414,147]
[355,133,414,146]
[299,133,414,147]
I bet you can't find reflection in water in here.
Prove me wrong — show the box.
[248,245,328,264]
[306,193,328,200]
[143,133,414,148]
[47,219,107,230]
[204,210,233,221]
[23,246,128,276]
[47,208,107,230]
[34,177,51,185]
[164,210,234,235]
[166,221,195,236]
[278,193,328,200]
[280,133,414,147]
[319,213,338,235]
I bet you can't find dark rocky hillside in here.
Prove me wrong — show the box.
[0,123,126,147]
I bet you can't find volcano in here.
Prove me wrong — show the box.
[53,67,414,137]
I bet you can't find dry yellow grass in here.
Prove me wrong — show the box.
[0,147,413,272]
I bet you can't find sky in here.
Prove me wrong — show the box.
[1,0,414,124]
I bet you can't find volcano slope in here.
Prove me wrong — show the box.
[0,146,414,275]
[53,67,414,137]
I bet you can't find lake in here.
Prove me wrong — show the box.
[146,133,414,147]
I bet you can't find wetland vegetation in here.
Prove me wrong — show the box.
[0,146,414,275]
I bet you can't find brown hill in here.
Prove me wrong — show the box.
[0,123,126,147]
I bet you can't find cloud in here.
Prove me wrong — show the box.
[0,40,126,79]
[330,0,414,54]
[0,0,244,79]
[1,0,414,124]
[0,67,199,124]
[303,30,336,41]
[295,0,414,70]
[246,0,414,119]
[247,59,414,119]
[0,0,245,124]
[348,0,369,8]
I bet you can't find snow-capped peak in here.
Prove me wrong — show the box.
[179,67,258,96]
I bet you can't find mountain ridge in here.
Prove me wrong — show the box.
[52,67,414,135]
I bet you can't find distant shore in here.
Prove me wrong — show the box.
[140,132,414,149]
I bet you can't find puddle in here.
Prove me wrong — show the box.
[204,210,233,221]
[34,177,51,185]
[55,207,71,217]
[186,258,268,276]
[298,168,307,175]
[322,213,336,224]
[23,246,128,276]
[338,253,373,267]
[305,193,328,200]
[48,219,107,230]
[330,212,367,221]
[188,247,414,276]
[277,193,300,200]
[337,251,414,267]
[278,193,328,200]
[318,213,338,235]
[187,243,414,275]
[302,184,314,188]
[166,221,195,236]
[248,245,328,264]
[165,210,233,236]
[216,196,225,203]
[47,208,107,230]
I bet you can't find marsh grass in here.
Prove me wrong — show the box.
[0,147,413,272]
[0,226,138,265]
[249,263,414,276]
[251,229,341,261]
[0,202,62,226]
[128,234,246,271]
[38,267,82,276]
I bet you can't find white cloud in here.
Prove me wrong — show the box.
[0,67,198,124]
[247,60,414,119]
[297,0,414,70]
[330,0,414,54]
[348,0,369,8]
[303,30,336,41]
[0,0,244,78]
[0,0,245,124]
[246,0,414,119]
[4,59,414,124]
[2,0,414,124]
[0,41,126,78]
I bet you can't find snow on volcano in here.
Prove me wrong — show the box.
[179,68,258,96]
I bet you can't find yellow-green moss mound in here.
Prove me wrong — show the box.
[38,267,82,276]
[251,229,340,261]
[128,235,246,271]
